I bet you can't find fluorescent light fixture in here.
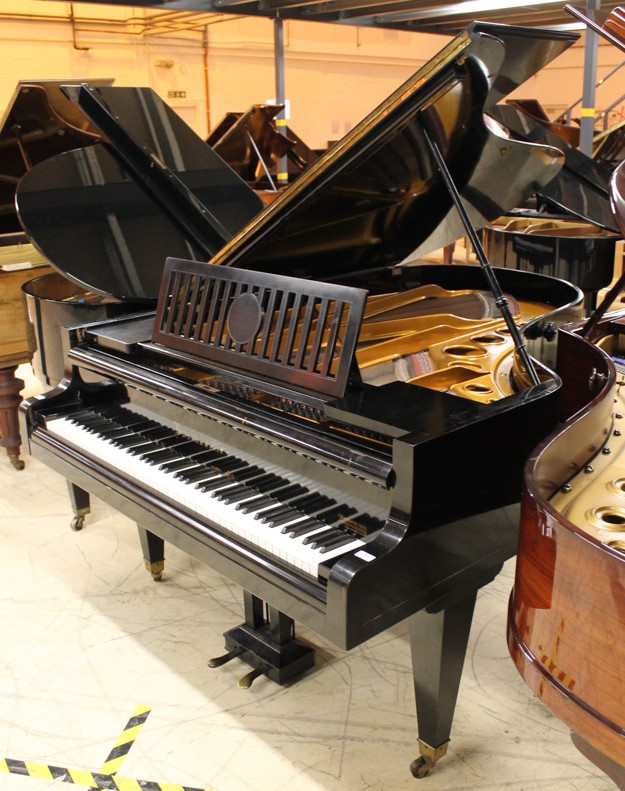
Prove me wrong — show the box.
[376,0,563,21]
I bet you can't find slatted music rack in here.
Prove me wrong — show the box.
[152,257,367,397]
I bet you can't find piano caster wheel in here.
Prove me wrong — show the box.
[70,507,90,531]
[8,454,24,471]
[410,756,434,779]
[410,739,449,779]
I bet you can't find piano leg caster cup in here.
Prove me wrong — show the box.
[144,559,164,582]
[410,739,450,779]
[70,509,89,531]
[67,482,90,531]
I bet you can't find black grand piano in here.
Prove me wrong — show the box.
[18,22,597,780]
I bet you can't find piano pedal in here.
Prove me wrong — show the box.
[209,623,315,687]
[237,666,266,689]
[208,646,244,668]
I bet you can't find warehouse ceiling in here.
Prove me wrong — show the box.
[47,0,621,36]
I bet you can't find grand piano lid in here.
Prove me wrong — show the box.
[15,85,265,302]
[488,103,619,232]
[206,23,577,282]
[0,78,113,235]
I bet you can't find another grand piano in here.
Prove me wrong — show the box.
[19,22,598,780]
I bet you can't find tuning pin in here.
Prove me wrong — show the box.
[237,667,266,689]
[207,647,243,668]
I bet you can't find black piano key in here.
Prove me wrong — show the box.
[257,485,309,518]
[197,476,237,493]
[218,488,259,505]
[230,465,264,483]
[249,474,289,493]
[284,518,326,538]
[159,457,200,474]
[72,415,108,429]
[84,419,115,432]
[314,505,358,525]
[318,533,360,553]
[142,449,181,465]
[212,457,249,473]
[182,468,222,484]
[264,509,306,528]
[174,451,227,477]
[93,424,132,437]
[302,527,343,547]
[257,503,295,521]
[215,481,255,501]
[284,493,330,515]
[152,434,190,448]
[138,426,178,441]
[236,495,278,514]
[127,441,161,455]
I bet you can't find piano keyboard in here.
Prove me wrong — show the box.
[45,405,385,579]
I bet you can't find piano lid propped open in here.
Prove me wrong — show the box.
[14,86,264,302]
[205,22,579,282]
[14,22,579,304]
[0,78,113,235]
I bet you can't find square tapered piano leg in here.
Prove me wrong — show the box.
[137,526,165,581]
[408,589,478,778]
[209,591,315,688]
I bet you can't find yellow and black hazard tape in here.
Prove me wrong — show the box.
[0,759,213,791]
[98,704,151,776]
[0,705,215,791]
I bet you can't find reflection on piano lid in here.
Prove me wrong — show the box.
[15,85,264,302]
[14,23,578,302]
[207,104,319,188]
[0,78,113,235]
[488,103,619,232]
[565,3,625,52]
[205,23,579,278]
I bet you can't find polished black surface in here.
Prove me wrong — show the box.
[489,103,619,231]
[16,86,263,301]
[0,78,112,234]
[207,24,576,281]
[207,104,319,186]
[17,23,592,775]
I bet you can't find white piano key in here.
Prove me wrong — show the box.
[46,413,372,578]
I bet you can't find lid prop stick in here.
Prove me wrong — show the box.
[421,119,541,387]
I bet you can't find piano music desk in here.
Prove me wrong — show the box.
[0,249,53,469]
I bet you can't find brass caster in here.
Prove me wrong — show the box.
[70,507,90,531]
[410,739,449,779]
[8,454,24,471]
[144,559,164,582]
[410,756,434,779]
[71,515,85,531]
